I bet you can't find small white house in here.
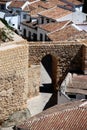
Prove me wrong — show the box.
[21,21,37,41]
[5,1,31,32]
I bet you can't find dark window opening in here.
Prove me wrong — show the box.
[23,28,26,38]
[42,17,44,24]
[33,33,37,41]
[68,94,76,99]
[40,33,43,41]
[28,31,31,41]
[46,18,49,23]
[1,5,5,10]
[85,95,87,99]
[23,14,27,19]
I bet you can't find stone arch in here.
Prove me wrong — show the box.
[40,54,58,91]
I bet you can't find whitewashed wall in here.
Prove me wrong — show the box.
[21,24,37,40]
[37,27,48,41]
[5,15,19,29]
[57,11,87,24]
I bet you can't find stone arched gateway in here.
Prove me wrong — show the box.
[28,42,83,97]
[40,54,57,91]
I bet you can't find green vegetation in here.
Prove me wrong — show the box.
[0,18,13,30]
[0,28,13,42]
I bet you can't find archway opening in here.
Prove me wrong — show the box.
[40,54,57,93]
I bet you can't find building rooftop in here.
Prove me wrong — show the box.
[23,4,35,12]
[38,20,71,32]
[64,0,83,6]
[30,0,64,9]
[66,74,87,95]
[48,25,82,41]
[16,100,87,130]
[30,6,46,17]
[9,0,25,8]
[39,6,72,20]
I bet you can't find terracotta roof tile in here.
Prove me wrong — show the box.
[48,25,80,41]
[65,0,83,5]
[38,21,71,32]
[23,4,35,12]
[39,6,72,20]
[9,0,25,8]
[30,7,46,17]
[16,100,87,130]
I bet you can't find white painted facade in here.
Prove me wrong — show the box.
[57,11,87,24]
[75,6,83,12]
[21,23,37,40]
[76,24,87,32]
[6,1,12,10]
[37,27,48,41]
[5,15,19,30]
[0,11,5,18]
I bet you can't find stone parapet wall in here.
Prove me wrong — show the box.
[0,43,28,123]
[28,42,83,89]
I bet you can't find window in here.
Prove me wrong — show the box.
[23,29,26,38]
[46,18,49,23]
[18,25,20,29]
[23,14,27,19]
[28,31,31,41]
[85,95,87,99]
[45,34,48,41]
[42,17,44,24]
[86,16,87,21]
[40,33,43,41]
[1,4,5,10]
[68,94,76,99]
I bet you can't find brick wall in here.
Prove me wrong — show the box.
[0,43,28,123]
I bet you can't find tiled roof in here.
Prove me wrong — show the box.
[66,75,87,94]
[38,21,71,32]
[30,7,46,17]
[48,25,80,41]
[16,100,87,130]
[39,6,72,20]
[9,0,25,8]
[23,4,35,12]
[28,0,36,2]
[30,0,66,10]
[29,1,54,10]
[65,0,83,5]
[67,31,87,41]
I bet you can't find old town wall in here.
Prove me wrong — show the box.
[0,43,28,123]
[28,42,83,90]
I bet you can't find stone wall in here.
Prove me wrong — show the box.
[82,44,87,74]
[28,42,83,89]
[28,65,40,98]
[0,43,28,123]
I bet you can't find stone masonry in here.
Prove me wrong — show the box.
[0,40,86,124]
[0,43,28,123]
[28,42,83,90]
